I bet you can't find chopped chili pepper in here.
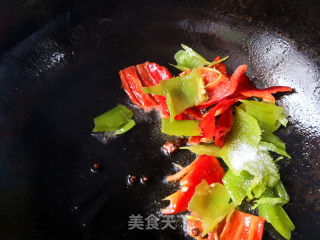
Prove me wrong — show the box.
[198,65,247,109]
[215,107,234,148]
[92,105,135,134]
[188,181,235,236]
[120,66,159,110]
[212,56,228,76]
[236,74,292,103]
[186,218,203,239]
[162,187,195,215]
[162,155,224,215]
[146,62,172,118]
[200,96,244,139]
[119,62,172,114]
[219,210,265,240]
[188,136,203,145]
[143,69,208,119]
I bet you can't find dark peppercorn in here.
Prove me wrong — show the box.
[91,162,101,172]
[191,227,200,236]
[140,175,149,183]
[128,175,138,184]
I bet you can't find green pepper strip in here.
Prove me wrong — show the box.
[188,180,235,236]
[259,142,291,159]
[222,170,253,206]
[180,144,221,157]
[143,69,208,120]
[92,105,135,134]
[161,119,201,136]
[240,100,288,132]
[258,188,295,240]
[114,119,136,135]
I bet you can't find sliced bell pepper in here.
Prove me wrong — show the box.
[172,44,211,71]
[237,74,292,103]
[179,155,225,188]
[219,210,265,240]
[258,188,294,240]
[119,66,159,110]
[222,170,254,206]
[261,131,286,151]
[161,119,202,136]
[119,62,172,115]
[240,100,288,132]
[198,64,247,109]
[186,217,204,240]
[212,56,228,76]
[136,62,159,87]
[114,119,136,135]
[188,136,203,145]
[180,144,221,158]
[200,96,244,139]
[165,155,224,186]
[145,62,172,118]
[161,187,195,215]
[146,62,173,84]
[143,69,208,119]
[215,107,234,148]
[188,180,235,236]
[259,141,291,159]
[253,180,290,208]
[219,107,280,182]
[162,155,224,215]
[92,105,135,134]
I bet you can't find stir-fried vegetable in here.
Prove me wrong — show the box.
[92,105,135,134]
[188,180,235,236]
[219,210,265,240]
[258,187,294,240]
[161,119,202,136]
[180,144,221,157]
[117,44,294,240]
[162,155,224,215]
[143,69,208,119]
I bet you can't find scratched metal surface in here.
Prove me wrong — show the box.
[0,1,319,240]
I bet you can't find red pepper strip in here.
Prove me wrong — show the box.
[186,218,203,240]
[119,70,143,108]
[215,107,234,148]
[198,65,247,109]
[200,96,244,139]
[174,107,203,120]
[179,155,224,187]
[119,67,159,110]
[179,66,225,89]
[161,187,195,215]
[188,136,203,145]
[146,62,172,84]
[237,74,292,103]
[136,62,158,86]
[213,56,228,76]
[184,107,203,119]
[162,155,224,215]
[219,210,265,240]
[146,62,173,118]
[135,62,160,104]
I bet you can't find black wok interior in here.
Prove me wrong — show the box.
[0,1,320,240]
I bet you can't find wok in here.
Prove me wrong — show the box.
[0,0,319,239]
